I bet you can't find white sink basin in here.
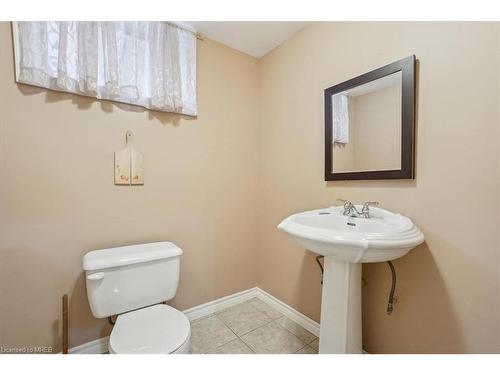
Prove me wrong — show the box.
[278,205,424,354]
[278,206,424,262]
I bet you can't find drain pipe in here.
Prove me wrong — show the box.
[314,256,397,314]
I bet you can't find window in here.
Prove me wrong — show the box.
[13,21,197,116]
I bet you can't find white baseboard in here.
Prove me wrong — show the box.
[68,336,109,354]
[69,287,319,354]
[183,287,259,321]
[254,288,320,337]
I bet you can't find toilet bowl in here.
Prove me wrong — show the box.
[109,304,191,354]
[83,242,190,354]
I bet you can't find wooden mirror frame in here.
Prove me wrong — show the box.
[324,55,416,181]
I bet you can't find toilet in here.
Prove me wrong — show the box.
[83,242,191,354]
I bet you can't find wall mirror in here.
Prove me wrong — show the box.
[324,55,415,181]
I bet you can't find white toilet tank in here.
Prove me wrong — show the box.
[83,242,182,318]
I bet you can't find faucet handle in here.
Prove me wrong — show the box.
[337,198,355,216]
[336,198,353,208]
[362,201,379,214]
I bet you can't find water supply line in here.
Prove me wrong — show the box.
[314,256,397,314]
[315,256,324,284]
[386,261,396,315]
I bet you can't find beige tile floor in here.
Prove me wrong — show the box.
[190,298,319,354]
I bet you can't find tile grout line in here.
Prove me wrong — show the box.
[293,343,317,354]
[213,301,278,353]
[239,340,255,354]
[231,302,279,338]
[239,317,310,353]
[274,316,317,346]
[191,314,239,354]
[216,300,315,354]
[213,336,256,354]
[251,297,318,349]
[233,336,255,354]
[247,301,314,351]
[216,302,267,352]
[205,314,239,353]
[209,312,255,354]
[266,309,317,350]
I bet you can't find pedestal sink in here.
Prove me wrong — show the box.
[278,205,424,354]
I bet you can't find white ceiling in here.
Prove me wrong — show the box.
[183,21,311,58]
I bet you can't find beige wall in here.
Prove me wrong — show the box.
[333,85,402,172]
[0,22,260,351]
[352,84,401,171]
[258,22,500,353]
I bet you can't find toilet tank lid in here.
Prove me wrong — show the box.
[83,241,182,271]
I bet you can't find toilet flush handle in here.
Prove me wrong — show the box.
[87,272,105,281]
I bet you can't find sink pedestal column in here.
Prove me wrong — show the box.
[319,256,362,354]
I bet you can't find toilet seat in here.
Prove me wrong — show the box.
[109,304,191,354]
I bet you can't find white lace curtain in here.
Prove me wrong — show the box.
[14,22,197,116]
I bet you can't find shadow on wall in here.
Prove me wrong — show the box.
[296,250,323,322]
[16,84,197,127]
[362,241,463,353]
[326,179,417,190]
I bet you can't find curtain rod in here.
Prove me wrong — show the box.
[165,22,204,41]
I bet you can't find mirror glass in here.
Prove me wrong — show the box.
[331,71,402,173]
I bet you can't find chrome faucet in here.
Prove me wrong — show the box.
[337,199,379,218]
[337,199,357,217]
